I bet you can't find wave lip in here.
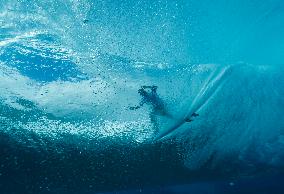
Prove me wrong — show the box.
[1,0,284,193]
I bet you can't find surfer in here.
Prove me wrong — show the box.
[130,85,199,138]
[130,86,171,116]
[130,85,199,124]
[129,85,172,131]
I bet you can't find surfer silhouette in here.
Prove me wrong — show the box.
[129,85,172,131]
[130,86,171,116]
[130,86,199,126]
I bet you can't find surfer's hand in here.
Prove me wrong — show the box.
[129,106,140,110]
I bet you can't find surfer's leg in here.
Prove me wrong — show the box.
[150,112,159,134]
[129,105,140,110]
[154,106,175,119]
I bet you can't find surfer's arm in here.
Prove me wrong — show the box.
[129,101,145,110]
[129,106,141,110]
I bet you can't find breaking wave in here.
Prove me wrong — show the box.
[0,0,284,193]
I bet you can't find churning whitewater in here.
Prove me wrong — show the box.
[0,0,284,193]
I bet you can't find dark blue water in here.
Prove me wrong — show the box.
[100,174,284,194]
[0,0,284,194]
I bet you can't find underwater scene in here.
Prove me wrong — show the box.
[0,0,284,193]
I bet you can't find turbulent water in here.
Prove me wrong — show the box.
[0,0,284,194]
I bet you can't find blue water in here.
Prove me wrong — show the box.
[0,0,284,194]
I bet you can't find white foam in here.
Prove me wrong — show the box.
[0,31,40,47]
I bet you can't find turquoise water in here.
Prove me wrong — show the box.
[0,0,284,193]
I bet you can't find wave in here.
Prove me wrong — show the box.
[1,0,284,193]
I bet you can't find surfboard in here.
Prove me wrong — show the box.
[155,65,233,141]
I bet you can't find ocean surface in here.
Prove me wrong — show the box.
[0,0,284,194]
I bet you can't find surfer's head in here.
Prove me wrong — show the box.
[151,86,158,92]
[140,86,158,93]
[138,88,147,96]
